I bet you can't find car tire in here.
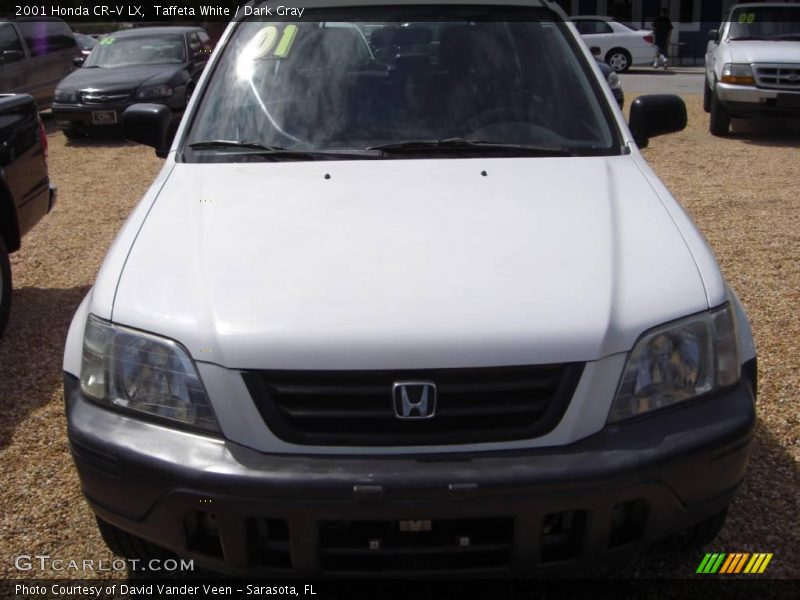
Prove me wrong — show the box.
[63,127,85,140]
[606,48,631,73]
[96,517,174,566]
[703,80,712,113]
[710,91,731,136]
[657,507,729,552]
[0,236,11,339]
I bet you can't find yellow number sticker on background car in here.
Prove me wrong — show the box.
[738,13,756,24]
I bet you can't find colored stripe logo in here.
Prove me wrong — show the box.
[697,553,773,574]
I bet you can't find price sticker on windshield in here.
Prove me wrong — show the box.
[737,13,756,23]
[99,37,115,45]
[247,25,299,59]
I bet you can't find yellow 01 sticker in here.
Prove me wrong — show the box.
[248,24,299,59]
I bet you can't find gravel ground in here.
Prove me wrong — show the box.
[0,95,797,580]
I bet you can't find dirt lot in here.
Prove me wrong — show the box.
[0,95,797,579]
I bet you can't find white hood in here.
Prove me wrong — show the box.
[111,156,710,370]
[727,40,800,64]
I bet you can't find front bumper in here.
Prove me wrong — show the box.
[65,373,755,576]
[52,101,181,130]
[716,82,800,117]
[52,102,133,129]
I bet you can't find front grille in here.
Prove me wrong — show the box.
[79,90,132,104]
[319,517,513,572]
[242,363,584,446]
[754,64,800,90]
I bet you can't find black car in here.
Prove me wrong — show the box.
[52,27,212,139]
[0,94,57,337]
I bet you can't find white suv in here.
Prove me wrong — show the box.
[705,2,800,135]
[64,1,757,576]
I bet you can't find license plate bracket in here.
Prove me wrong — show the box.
[91,110,117,125]
[399,519,432,532]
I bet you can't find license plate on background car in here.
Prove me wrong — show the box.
[399,520,432,532]
[776,94,800,108]
[91,110,117,125]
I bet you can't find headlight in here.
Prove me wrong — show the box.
[720,63,755,85]
[606,71,622,90]
[608,305,740,423]
[81,315,219,433]
[135,85,175,100]
[54,89,77,103]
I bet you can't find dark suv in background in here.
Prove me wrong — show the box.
[0,17,78,110]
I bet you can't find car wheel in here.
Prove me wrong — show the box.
[0,236,11,338]
[606,49,631,73]
[63,127,85,140]
[709,91,731,136]
[656,507,729,552]
[703,80,712,113]
[95,517,174,566]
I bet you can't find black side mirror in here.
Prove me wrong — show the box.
[122,104,172,158]
[0,49,24,64]
[590,46,602,57]
[707,29,720,43]
[629,94,687,148]
[72,55,85,67]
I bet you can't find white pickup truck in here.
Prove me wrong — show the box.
[705,2,800,135]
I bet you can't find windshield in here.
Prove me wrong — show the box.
[84,34,186,67]
[185,7,619,162]
[728,6,800,40]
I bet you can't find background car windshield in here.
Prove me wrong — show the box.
[728,6,800,40]
[75,33,97,50]
[84,34,186,67]
[187,9,616,157]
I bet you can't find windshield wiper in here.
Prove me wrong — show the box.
[189,140,312,155]
[367,138,575,156]
[189,140,381,161]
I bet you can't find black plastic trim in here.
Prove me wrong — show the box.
[242,363,584,446]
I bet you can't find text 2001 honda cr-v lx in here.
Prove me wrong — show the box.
[63,0,757,576]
